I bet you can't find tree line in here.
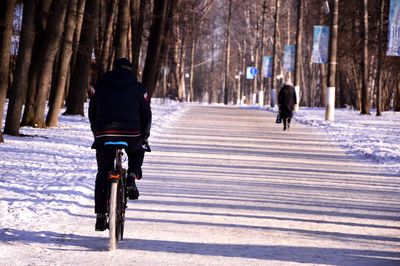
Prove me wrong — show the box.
[0,0,172,142]
[0,0,399,143]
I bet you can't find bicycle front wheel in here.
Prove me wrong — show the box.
[108,181,118,250]
[117,175,127,241]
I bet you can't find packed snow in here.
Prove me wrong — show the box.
[0,100,399,265]
[293,107,400,174]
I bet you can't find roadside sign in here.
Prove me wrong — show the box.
[246,67,258,79]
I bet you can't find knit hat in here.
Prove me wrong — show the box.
[114,58,133,70]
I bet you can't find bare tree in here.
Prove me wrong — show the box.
[375,0,384,116]
[32,0,69,128]
[114,0,130,59]
[223,0,232,105]
[97,0,118,76]
[21,0,53,126]
[65,0,99,115]
[4,0,37,136]
[186,0,215,102]
[131,0,146,76]
[326,0,339,120]
[360,0,370,115]
[270,0,281,107]
[2,0,400,146]
[294,0,303,111]
[46,0,79,127]
[69,0,86,78]
[142,0,170,97]
[0,0,17,142]
[165,0,182,100]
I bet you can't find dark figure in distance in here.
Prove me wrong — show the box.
[89,58,152,231]
[278,80,297,130]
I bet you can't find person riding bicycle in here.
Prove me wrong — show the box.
[89,58,152,231]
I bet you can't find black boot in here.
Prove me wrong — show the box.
[126,173,140,200]
[283,119,287,131]
[95,213,107,231]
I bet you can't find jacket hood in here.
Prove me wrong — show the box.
[103,68,137,87]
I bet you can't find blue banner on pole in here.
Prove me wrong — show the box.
[387,0,400,56]
[311,26,330,63]
[283,45,295,72]
[262,56,273,78]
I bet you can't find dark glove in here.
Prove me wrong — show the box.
[142,139,151,152]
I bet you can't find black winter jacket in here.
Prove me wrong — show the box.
[278,85,297,119]
[89,68,152,149]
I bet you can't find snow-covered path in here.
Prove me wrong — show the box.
[1,104,399,265]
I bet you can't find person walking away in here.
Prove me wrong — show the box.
[278,80,297,130]
[89,58,152,231]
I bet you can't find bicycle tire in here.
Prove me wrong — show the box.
[116,182,122,241]
[117,175,126,240]
[108,181,118,250]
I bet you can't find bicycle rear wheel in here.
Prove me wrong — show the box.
[108,181,118,250]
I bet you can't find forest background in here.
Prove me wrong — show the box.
[0,0,399,143]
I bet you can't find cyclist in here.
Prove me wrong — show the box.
[89,58,152,231]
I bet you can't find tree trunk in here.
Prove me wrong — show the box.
[67,0,86,97]
[320,64,327,107]
[241,39,247,103]
[270,0,280,107]
[21,0,52,126]
[259,1,267,102]
[65,0,99,116]
[167,0,180,100]
[178,28,186,101]
[252,19,259,99]
[131,0,146,76]
[0,0,17,142]
[209,34,215,103]
[4,0,37,136]
[375,0,384,116]
[98,0,118,76]
[294,0,303,110]
[223,0,232,105]
[158,0,176,99]
[32,0,69,128]
[46,0,79,127]
[142,0,170,97]
[188,2,196,102]
[114,0,130,59]
[360,0,370,115]
[326,0,339,120]
[394,82,400,111]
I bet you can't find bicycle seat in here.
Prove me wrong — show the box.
[104,141,128,150]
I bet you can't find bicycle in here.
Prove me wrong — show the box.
[104,141,128,251]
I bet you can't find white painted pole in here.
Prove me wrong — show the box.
[271,88,277,108]
[252,93,257,105]
[325,86,335,121]
[258,90,264,108]
[294,85,300,111]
